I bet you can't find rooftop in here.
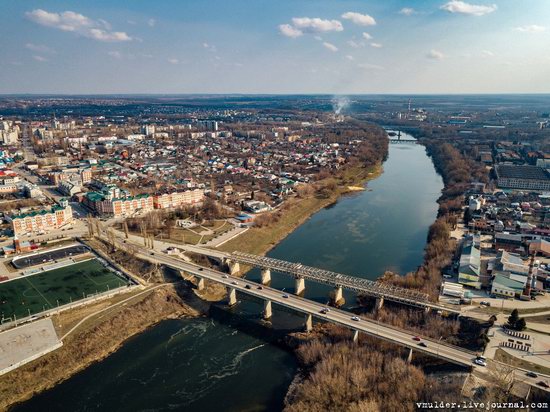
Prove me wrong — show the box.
[496,165,550,181]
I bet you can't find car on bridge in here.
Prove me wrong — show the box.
[320,307,330,314]
[351,316,360,321]
[526,371,538,378]
[282,294,289,298]
[413,336,421,341]
[474,357,487,367]
[418,342,427,348]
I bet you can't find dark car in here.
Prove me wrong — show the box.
[526,371,538,378]
[257,286,263,290]
[417,342,427,347]
[245,284,251,289]
[198,268,203,271]
[537,381,549,388]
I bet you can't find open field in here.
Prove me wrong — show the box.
[166,219,233,245]
[0,259,130,321]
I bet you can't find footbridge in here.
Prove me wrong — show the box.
[178,245,460,314]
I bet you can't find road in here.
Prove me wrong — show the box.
[132,245,477,367]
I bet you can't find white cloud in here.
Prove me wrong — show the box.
[514,25,546,33]
[427,49,445,60]
[362,32,372,40]
[167,58,179,64]
[341,12,376,27]
[399,8,417,16]
[25,43,54,53]
[481,50,494,57]
[278,24,303,38]
[440,1,497,16]
[148,18,156,27]
[291,17,343,33]
[88,29,131,42]
[345,55,354,61]
[313,35,323,41]
[347,40,360,48]
[25,9,133,42]
[370,42,383,48]
[323,42,338,52]
[33,55,48,62]
[108,51,122,59]
[357,63,384,70]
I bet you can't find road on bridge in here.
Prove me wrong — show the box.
[134,246,476,367]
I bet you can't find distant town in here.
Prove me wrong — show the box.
[1,94,550,410]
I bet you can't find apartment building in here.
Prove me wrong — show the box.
[10,205,73,236]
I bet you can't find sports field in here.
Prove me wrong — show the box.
[0,259,130,322]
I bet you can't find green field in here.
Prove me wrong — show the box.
[0,259,130,322]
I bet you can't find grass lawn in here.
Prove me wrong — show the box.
[494,348,550,376]
[0,259,130,321]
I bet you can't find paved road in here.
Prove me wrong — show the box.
[133,246,477,367]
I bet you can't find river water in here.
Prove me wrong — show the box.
[13,134,443,412]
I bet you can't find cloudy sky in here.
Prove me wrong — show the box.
[1,0,549,94]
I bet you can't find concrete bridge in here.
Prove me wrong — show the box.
[126,245,476,367]
[177,245,460,315]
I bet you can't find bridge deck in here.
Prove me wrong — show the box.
[136,249,475,367]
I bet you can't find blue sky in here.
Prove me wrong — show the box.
[1,0,549,94]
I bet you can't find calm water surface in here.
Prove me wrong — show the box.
[14,136,443,412]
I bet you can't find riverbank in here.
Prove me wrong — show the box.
[218,162,382,257]
[0,284,201,410]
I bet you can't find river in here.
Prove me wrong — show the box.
[13,133,444,412]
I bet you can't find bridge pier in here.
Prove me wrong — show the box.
[261,268,271,285]
[375,297,384,311]
[263,300,272,320]
[352,330,359,343]
[227,287,237,306]
[228,260,240,276]
[407,347,413,363]
[304,313,313,333]
[196,277,205,291]
[295,277,305,296]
